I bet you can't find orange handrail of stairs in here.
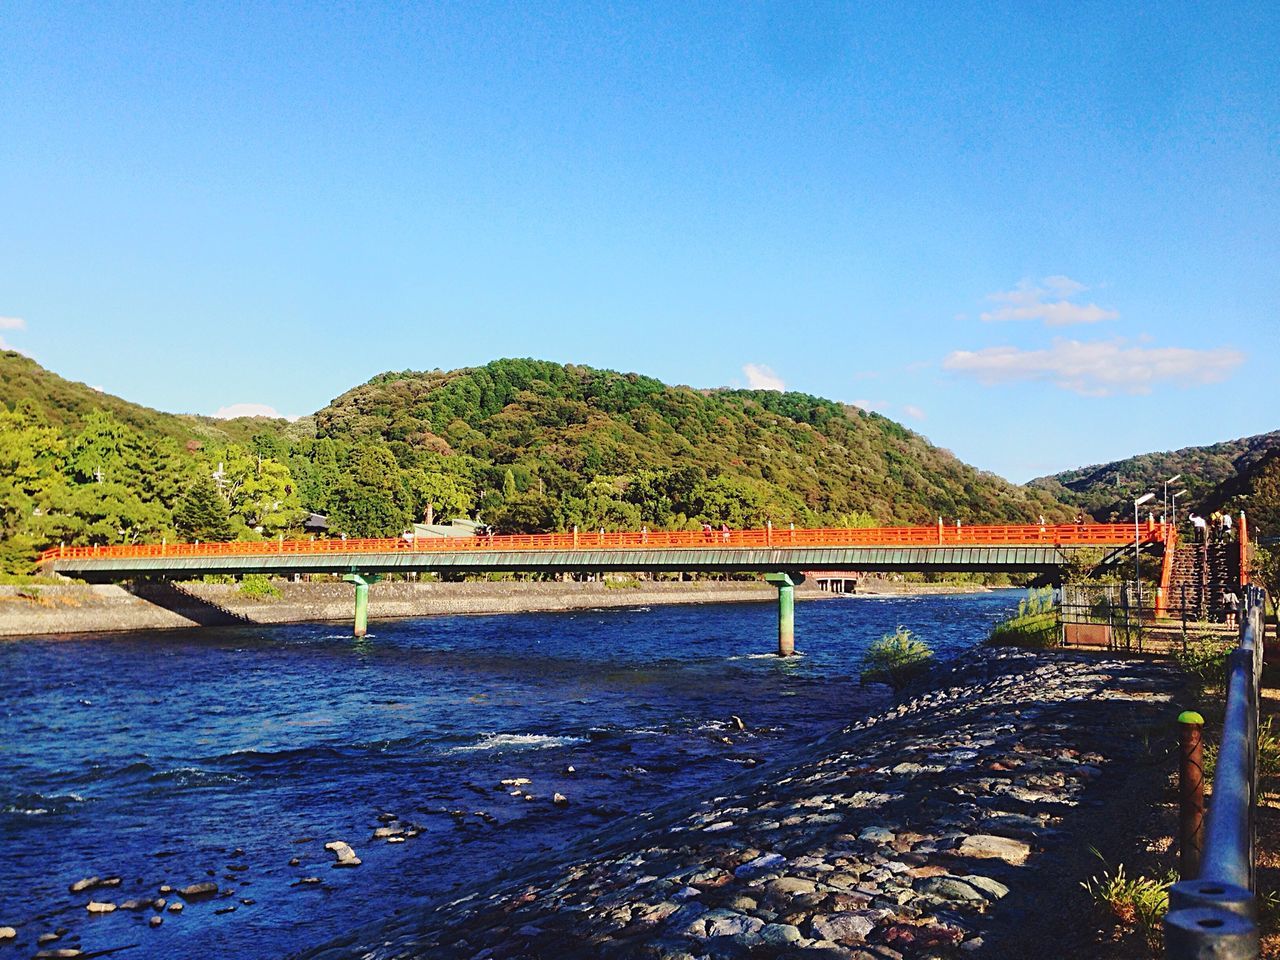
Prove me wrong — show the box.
[1156,523,1179,617]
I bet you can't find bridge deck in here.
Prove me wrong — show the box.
[42,524,1166,582]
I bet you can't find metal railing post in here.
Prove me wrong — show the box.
[1179,710,1206,879]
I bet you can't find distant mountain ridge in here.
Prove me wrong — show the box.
[1028,430,1280,524]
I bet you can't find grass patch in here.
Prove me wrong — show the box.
[989,587,1059,647]
[1174,636,1234,695]
[1081,861,1174,955]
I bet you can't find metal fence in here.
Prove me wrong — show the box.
[1165,584,1269,958]
[1060,582,1145,651]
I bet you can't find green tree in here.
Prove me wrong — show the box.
[174,475,233,542]
[408,469,475,522]
[329,444,412,537]
[216,444,303,535]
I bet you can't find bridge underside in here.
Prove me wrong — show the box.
[50,544,1139,583]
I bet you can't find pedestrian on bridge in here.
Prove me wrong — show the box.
[1190,514,1207,542]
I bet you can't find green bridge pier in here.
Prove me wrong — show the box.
[342,572,383,638]
[764,572,804,656]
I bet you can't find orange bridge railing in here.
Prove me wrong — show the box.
[39,522,1168,564]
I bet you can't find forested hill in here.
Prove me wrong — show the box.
[0,350,291,445]
[313,359,1071,529]
[1028,430,1280,524]
[2,354,1071,574]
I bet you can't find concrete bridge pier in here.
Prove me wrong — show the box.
[342,573,382,637]
[764,573,805,656]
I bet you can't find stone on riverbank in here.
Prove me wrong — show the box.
[324,841,361,867]
[955,833,1031,865]
[68,877,120,894]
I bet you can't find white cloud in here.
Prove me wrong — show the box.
[742,363,785,391]
[980,277,1118,327]
[0,316,26,330]
[901,404,926,420]
[942,338,1245,396]
[213,402,295,420]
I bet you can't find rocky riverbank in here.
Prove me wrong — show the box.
[300,647,1183,960]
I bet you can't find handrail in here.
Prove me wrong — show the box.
[37,523,1167,564]
[1166,584,1269,958]
[1240,513,1251,588]
[1156,523,1180,618]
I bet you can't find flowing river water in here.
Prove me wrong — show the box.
[0,591,1022,959]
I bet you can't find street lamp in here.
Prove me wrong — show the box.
[1171,489,1185,528]
[1164,474,1182,523]
[1134,492,1155,627]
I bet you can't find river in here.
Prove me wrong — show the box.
[0,591,1021,958]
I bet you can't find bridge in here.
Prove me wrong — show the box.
[39,522,1170,654]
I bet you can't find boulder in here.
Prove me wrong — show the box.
[760,923,803,947]
[955,834,1031,865]
[704,909,764,940]
[811,911,877,943]
[0,927,15,941]
[85,901,116,913]
[177,881,218,901]
[324,840,361,867]
[766,876,818,899]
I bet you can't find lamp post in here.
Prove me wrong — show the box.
[1171,489,1185,529]
[1134,492,1155,626]
[1164,474,1181,523]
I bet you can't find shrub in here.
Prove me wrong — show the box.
[860,627,933,689]
[1175,637,1234,692]
[1081,862,1174,954]
[604,577,642,589]
[237,574,282,601]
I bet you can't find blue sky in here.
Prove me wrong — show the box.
[1,1,1276,481]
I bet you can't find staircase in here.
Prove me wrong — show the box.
[1166,541,1241,623]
